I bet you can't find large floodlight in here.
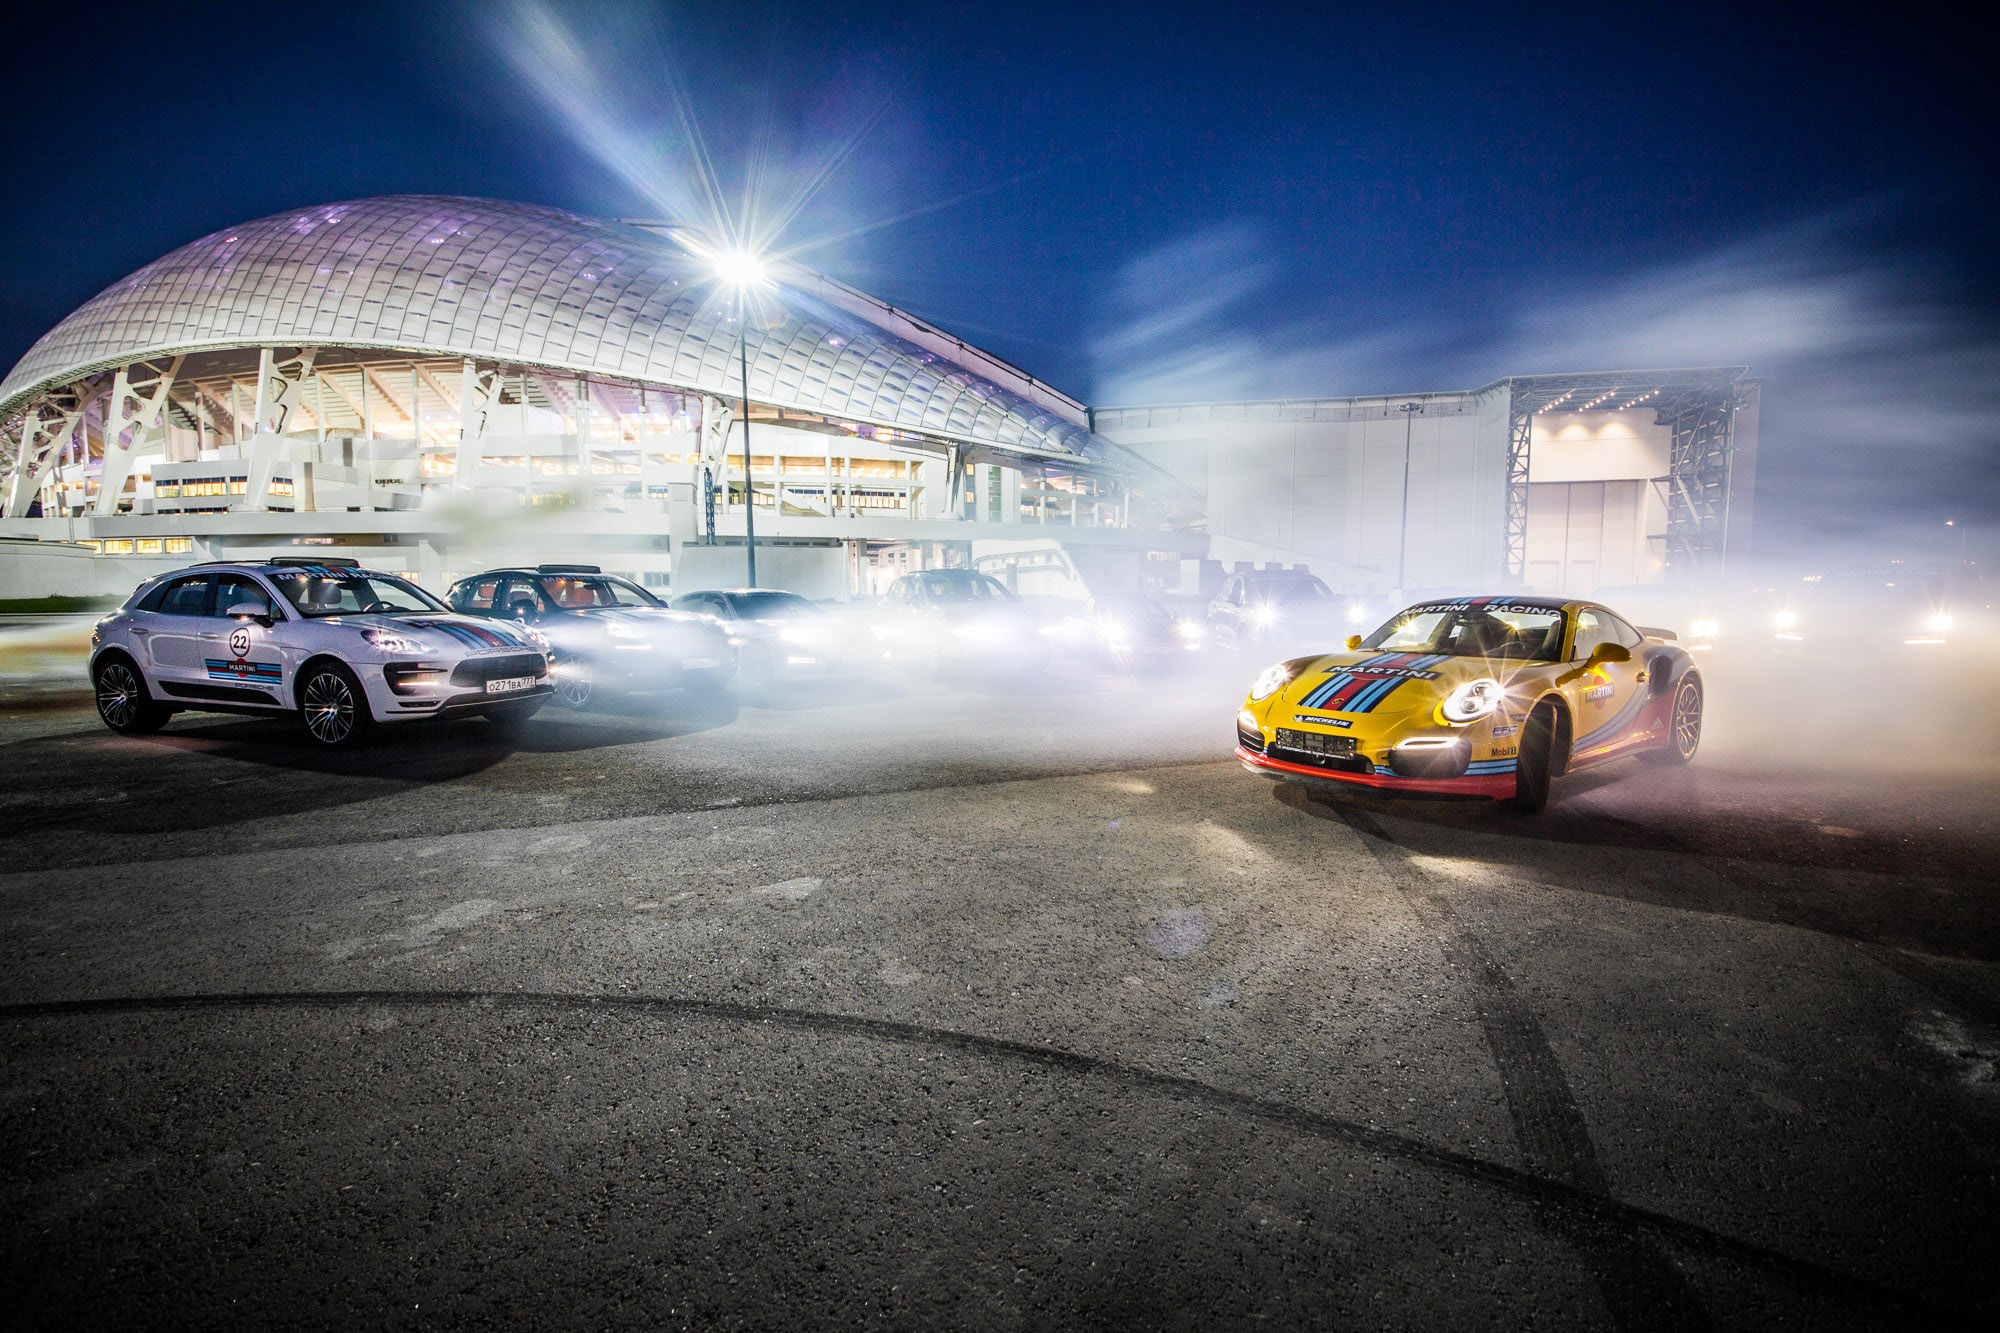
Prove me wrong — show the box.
[711,248,769,289]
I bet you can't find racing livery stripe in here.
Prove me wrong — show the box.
[1342,654,1451,714]
[204,659,283,682]
[407,619,517,650]
[1574,685,1652,750]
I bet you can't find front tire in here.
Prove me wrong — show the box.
[1643,676,1703,766]
[93,655,169,735]
[554,656,596,709]
[298,662,373,749]
[1508,701,1558,813]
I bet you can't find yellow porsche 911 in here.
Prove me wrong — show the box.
[1234,596,1703,811]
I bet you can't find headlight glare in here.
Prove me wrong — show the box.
[1248,662,1297,701]
[362,628,428,655]
[1928,613,1953,633]
[1440,677,1504,724]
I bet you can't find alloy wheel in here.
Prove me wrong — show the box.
[303,671,356,744]
[557,659,595,708]
[96,662,140,728]
[1672,680,1703,759]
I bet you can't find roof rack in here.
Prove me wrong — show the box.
[536,563,602,574]
[265,556,361,568]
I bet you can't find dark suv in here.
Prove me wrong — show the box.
[446,565,734,708]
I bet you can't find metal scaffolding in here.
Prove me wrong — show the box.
[1657,389,1740,578]
[1502,369,1746,585]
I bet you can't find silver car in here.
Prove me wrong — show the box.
[89,558,552,747]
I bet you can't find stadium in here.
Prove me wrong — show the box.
[0,194,1757,603]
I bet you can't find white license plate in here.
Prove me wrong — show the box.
[485,676,535,694]
[681,657,719,670]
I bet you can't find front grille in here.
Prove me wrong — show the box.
[450,652,545,687]
[1236,723,1266,753]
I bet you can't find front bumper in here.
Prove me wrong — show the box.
[1236,744,1515,798]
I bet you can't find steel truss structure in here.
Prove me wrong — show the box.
[1503,368,1747,583]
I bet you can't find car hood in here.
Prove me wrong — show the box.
[549,606,728,644]
[336,612,542,653]
[1271,650,1551,719]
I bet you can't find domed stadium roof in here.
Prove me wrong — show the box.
[0,195,1094,459]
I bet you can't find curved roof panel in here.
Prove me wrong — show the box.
[0,195,1095,459]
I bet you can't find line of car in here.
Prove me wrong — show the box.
[88,557,1707,815]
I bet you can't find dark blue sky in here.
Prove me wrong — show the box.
[2,0,1992,545]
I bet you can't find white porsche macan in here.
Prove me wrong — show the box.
[89,558,553,747]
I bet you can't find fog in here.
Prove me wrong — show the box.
[1093,212,2000,566]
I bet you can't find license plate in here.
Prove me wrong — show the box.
[485,676,534,694]
[682,657,719,670]
[1274,727,1356,758]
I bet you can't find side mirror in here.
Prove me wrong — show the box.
[226,601,272,627]
[1556,640,1631,685]
[1345,634,1363,651]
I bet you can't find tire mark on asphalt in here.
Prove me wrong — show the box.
[1565,793,2000,1029]
[0,987,1928,1319]
[0,747,1229,876]
[1317,800,1712,1331]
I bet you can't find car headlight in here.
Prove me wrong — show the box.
[1175,618,1204,642]
[1690,619,1718,640]
[1251,605,1278,627]
[362,628,430,655]
[1248,661,1298,701]
[1928,613,1953,633]
[1773,609,1798,630]
[1440,677,1504,724]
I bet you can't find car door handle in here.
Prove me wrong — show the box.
[131,627,149,635]
[1636,670,1649,683]
[200,632,223,640]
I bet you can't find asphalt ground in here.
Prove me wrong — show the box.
[2,648,1997,1328]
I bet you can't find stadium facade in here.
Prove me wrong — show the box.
[0,195,1756,602]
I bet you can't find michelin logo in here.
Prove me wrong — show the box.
[1293,713,1352,728]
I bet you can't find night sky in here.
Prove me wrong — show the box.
[2,0,1992,548]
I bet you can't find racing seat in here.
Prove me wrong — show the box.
[505,591,540,621]
[305,582,347,614]
[1453,613,1514,658]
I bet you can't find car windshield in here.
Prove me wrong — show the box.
[1364,602,1567,661]
[538,575,661,609]
[267,570,446,618]
[730,590,824,619]
[921,572,1017,603]
[1246,575,1335,605]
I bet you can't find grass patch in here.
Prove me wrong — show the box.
[0,595,121,615]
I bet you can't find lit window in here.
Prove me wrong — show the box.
[165,538,192,554]
[136,539,164,555]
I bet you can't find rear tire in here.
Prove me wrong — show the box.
[1508,701,1558,813]
[1643,676,1702,766]
[93,655,169,735]
[298,662,373,749]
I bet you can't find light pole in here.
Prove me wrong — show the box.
[1396,401,1423,590]
[711,247,769,587]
